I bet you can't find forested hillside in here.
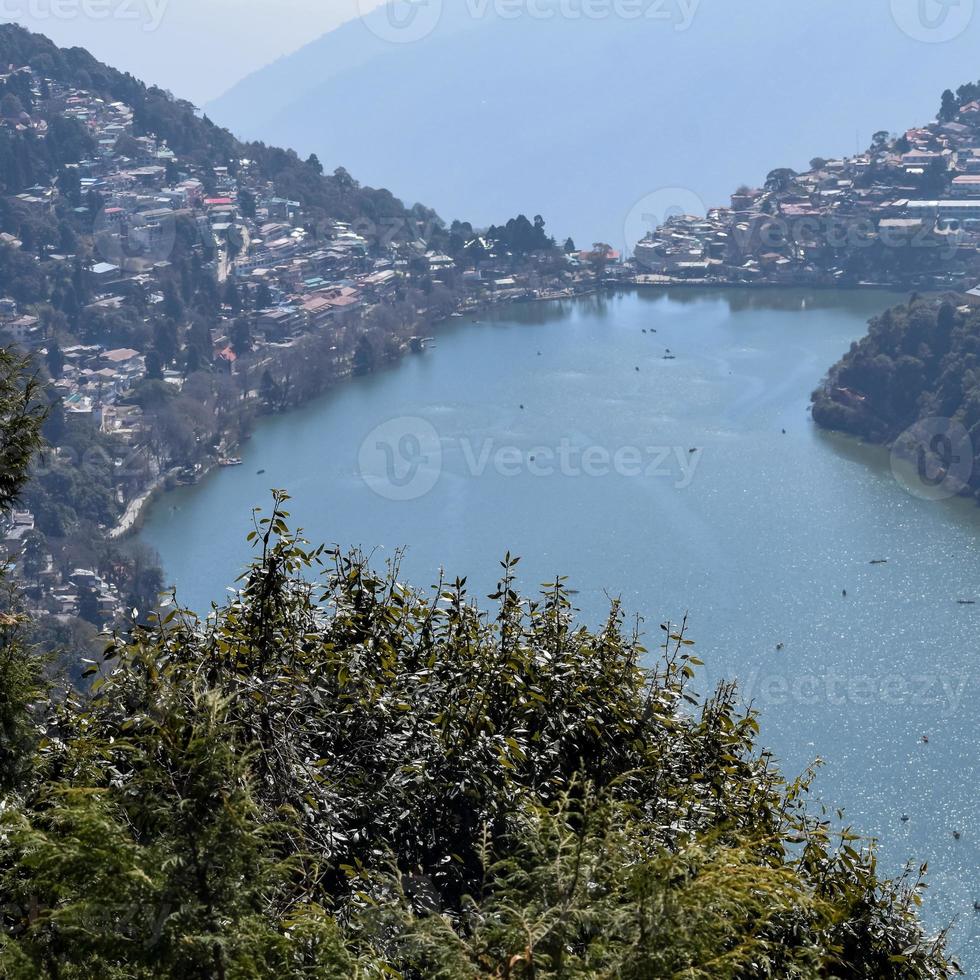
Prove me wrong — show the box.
[812,298,980,501]
[0,24,577,664]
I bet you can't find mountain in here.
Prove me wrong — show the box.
[208,0,980,249]
[0,25,958,978]
[0,22,579,665]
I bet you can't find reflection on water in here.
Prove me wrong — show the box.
[141,288,980,971]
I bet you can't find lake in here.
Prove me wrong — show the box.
[141,288,980,969]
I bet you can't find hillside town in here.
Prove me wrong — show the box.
[8,48,980,639]
[0,59,604,635]
[630,104,980,292]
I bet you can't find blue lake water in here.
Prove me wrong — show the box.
[141,288,980,969]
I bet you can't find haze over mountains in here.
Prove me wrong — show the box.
[208,1,980,248]
[0,0,386,103]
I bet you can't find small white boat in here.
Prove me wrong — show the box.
[219,457,244,467]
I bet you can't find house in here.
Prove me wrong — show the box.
[878,218,926,243]
[952,175,980,197]
[959,101,980,123]
[961,149,980,174]
[901,150,944,169]
[99,403,143,442]
[731,189,762,211]
[4,315,40,346]
[101,347,141,367]
[214,346,237,373]
[299,294,335,330]
[256,308,301,341]
[321,285,360,312]
[91,261,121,286]
[64,393,95,416]
[906,199,980,220]
[2,510,35,560]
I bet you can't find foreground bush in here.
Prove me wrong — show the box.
[0,493,955,978]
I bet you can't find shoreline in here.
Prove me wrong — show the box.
[108,468,180,540]
[116,287,602,540]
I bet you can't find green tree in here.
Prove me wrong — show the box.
[152,318,178,366]
[352,333,376,375]
[231,317,251,355]
[77,585,102,625]
[871,130,891,153]
[144,348,163,380]
[162,280,183,321]
[939,88,959,122]
[239,188,256,219]
[0,92,23,118]
[0,495,954,978]
[259,368,279,411]
[19,529,45,588]
[765,167,798,193]
[255,280,272,310]
[0,345,46,795]
[44,339,64,380]
[0,348,45,512]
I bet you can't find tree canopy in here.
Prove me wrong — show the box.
[0,483,955,976]
[813,298,980,502]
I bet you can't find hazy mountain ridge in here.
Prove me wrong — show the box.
[207,1,980,247]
